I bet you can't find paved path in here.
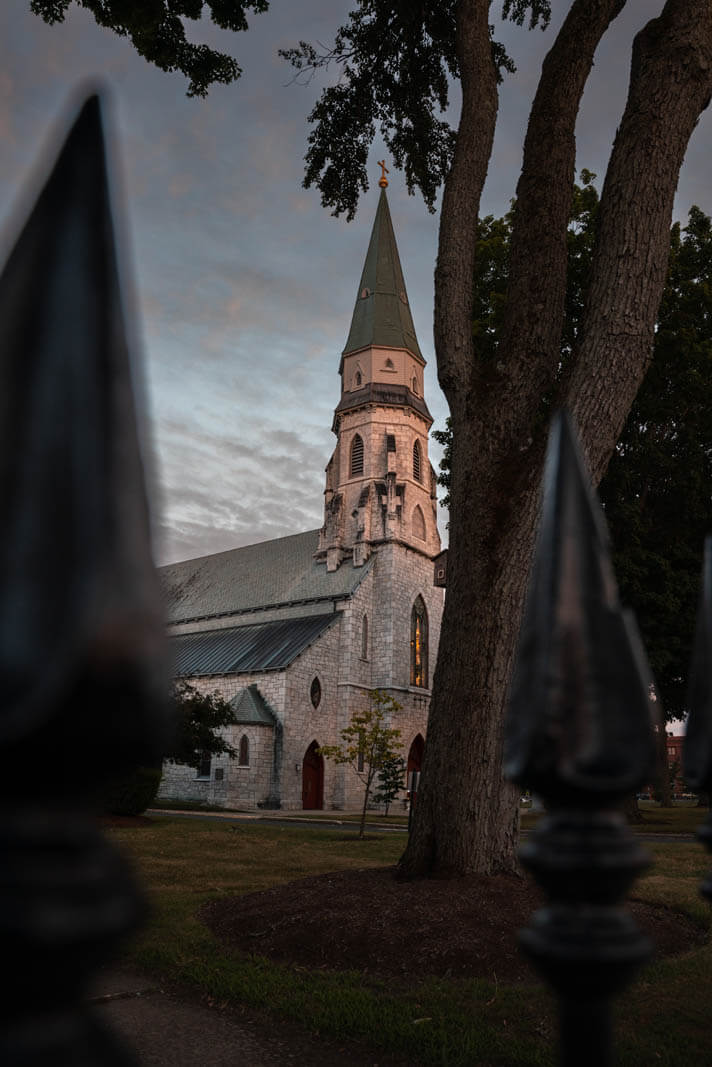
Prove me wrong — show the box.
[90,965,402,1067]
[146,807,411,833]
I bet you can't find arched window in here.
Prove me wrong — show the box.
[412,375,419,395]
[310,676,322,709]
[238,735,249,766]
[410,596,428,688]
[361,614,369,660]
[350,434,364,476]
[413,439,422,482]
[412,505,426,541]
[354,370,362,387]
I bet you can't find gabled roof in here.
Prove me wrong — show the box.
[170,613,341,676]
[342,188,423,360]
[230,684,278,725]
[160,529,373,624]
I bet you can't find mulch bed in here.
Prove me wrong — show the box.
[202,865,706,985]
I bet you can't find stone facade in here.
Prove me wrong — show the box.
[158,548,443,811]
[158,183,444,811]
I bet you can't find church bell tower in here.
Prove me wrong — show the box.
[317,166,440,572]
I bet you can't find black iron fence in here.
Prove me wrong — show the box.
[2,92,710,1065]
[0,93,168,1063]
[504,410,711,1065]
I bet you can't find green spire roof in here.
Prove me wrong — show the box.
[343,188,423,360]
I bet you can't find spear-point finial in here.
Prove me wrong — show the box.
[377,159,389,188]
[0,90,169,1061]
[505,409,657,805]
[504,410,656,1067]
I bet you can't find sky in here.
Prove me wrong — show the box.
[1,2,710,568]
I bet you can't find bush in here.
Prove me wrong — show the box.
[104,766,162,816]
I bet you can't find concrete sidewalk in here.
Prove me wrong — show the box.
[89,964,398,1066]
[147,806,411,832]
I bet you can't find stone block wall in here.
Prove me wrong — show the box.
[157,670,286,810]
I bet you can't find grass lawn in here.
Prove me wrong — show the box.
[521,802,709,835]
[109,816,712,1066]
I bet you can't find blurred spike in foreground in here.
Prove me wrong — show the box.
[504,411,658,1067]
[684,538,712,899]
[0,92,168,1063]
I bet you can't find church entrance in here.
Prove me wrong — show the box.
[302,740,324,810]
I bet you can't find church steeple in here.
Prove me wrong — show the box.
[335,180,431,429]
[317,175,441,572]
[342,186,423,362]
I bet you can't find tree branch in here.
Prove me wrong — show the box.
[565,0,712,483]
[434,0,498,409]
[495,0,626,425]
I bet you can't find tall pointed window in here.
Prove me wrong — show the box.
[413,439,422,482]
[238,735,250,766]
[350,434,364,476]
[410,596,428,688]
[361,614,369,660]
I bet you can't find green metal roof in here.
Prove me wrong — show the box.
[342,188,423,360]
[230,685,278,725]
[170,613,341,676]
[160,529,373,624]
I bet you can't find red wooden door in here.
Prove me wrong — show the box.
[302,741,324,809]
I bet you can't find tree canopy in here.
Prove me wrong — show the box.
[435,179,712,720]
[166,680,237,769]
[320,690,403,839]
[281,1,550,220]
[31,0,269,96]
[600,204,712,718]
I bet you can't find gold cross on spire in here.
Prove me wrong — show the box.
[377,160,389,188]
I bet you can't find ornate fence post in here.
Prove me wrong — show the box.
[684,537,712,898]
[0,93,168,1062]
[504,411,658,1066]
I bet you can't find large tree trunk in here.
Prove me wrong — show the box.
[400,0,712,878]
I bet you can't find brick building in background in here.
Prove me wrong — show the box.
[158,180,443,810]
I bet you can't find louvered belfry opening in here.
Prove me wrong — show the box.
[413,439,422,482]
[350,433,364,476]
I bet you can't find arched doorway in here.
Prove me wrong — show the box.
[302,740,324,810]
[407,734,424,775]
[407,734,424,809]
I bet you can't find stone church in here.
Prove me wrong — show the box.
[158,176,444,810]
